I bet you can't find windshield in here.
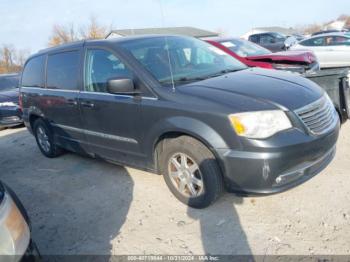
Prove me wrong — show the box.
[219,38,271,57]
[120,36,247,85]
[0,75,19,91]
[271,32,286,40]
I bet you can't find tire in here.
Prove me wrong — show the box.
[159,136,223,208]
[33,118,63,158]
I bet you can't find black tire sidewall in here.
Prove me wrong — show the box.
[33,119,57,158]
[161,137,223,208]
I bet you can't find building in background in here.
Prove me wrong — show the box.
[324,20,346,30]
[105,26,218,39]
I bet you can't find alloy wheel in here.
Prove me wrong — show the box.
[168,153,204,197]
[37,126,51,153]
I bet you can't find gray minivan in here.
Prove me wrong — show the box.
[20,35,340,208]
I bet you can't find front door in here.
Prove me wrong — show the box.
[79,48,143,164]
[324,36,350,67]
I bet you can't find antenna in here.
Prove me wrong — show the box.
[158,0,176,92]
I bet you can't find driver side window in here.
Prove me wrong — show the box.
[84,49,132,93]
[301,37,325,47]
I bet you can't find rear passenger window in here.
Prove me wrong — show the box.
[47,51,79,90]
[21,55,45,87]
[84,49,132,93]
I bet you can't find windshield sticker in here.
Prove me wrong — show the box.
[208,46,226,55]
[222,41,235,48]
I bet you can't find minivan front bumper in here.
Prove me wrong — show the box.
[216,122,340,195]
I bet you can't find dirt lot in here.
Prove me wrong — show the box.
[0,124,350,256]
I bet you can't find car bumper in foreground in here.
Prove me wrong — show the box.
[217,123,340,195]
[1,183,40,261]
[21,240,40,262]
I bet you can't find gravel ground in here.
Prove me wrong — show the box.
[0,124,349,257]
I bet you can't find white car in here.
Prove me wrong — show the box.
[290,33,350,68]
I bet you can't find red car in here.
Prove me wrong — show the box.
[205,37,319,73]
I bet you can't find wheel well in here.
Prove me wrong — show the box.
[335,108,344,124]
[153,132,223,175]
[29,114,41,130]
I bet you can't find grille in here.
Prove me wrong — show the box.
[295,95,337,135]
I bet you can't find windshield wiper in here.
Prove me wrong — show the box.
[160,76,207,85]
[208,68,244,78]
[160,68,245,85]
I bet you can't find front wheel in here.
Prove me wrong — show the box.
[160,136,224,208]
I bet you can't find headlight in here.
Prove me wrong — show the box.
[229,110,292,139]
[272,64,305,73]
[0,192,30,259]
[0,102,17,107]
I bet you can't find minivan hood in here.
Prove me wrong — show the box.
[181,68,323,111]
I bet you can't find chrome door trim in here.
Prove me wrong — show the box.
[21,86,80,93]
[52,123,138,144]
[80,91,158,100]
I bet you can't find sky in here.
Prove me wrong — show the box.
[0,0,349,53]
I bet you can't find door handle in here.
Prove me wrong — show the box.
[67,99,78,106]
[81,101,95,108]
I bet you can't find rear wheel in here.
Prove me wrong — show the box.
[159,136,223,208]
[33,119,63,158]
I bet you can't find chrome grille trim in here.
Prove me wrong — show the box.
[295,95,338,135]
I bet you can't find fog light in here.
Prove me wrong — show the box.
[275,171,304,185]
[275,177,282,184]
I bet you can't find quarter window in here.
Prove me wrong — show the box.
[21,55,45,87]
[47,51,80,90]
[84,49,132,93]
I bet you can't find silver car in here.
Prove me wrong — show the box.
[290,33,350,68]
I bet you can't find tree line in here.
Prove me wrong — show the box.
[297,14,350,35]
[0,17,107,74]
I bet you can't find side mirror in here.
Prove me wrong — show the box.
[270,38,276,44]
[107,78,139,95]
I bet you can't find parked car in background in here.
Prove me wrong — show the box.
[292,34,306,41]
[0,74,23,130]
[21,35,339,208]
[290,33,350,68]
[0,180,40,260]
[248,32,297,52]
[312,29,349,36]
[205,37,319,73]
